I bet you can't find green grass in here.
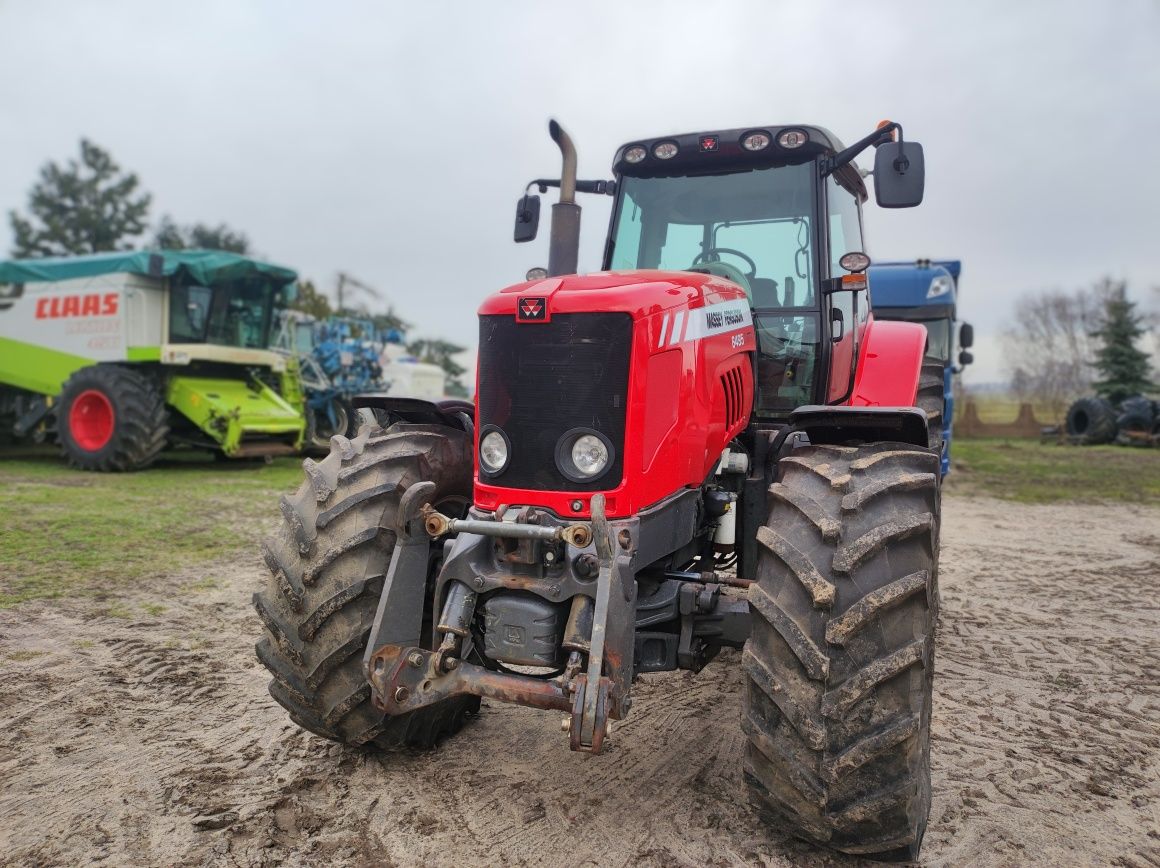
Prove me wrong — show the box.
[0,448,304,608]
[950,438,1160,504]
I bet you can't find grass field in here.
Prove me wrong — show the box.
[956,395,1060,425]
[0,448,302,608]
[950,437,1160,503]
[3,437,1159,609]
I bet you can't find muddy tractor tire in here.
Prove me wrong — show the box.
[1065,396,1117,444]
[253,422,479,749]
[742,443,939,861]
[916,361,945,453]
[57,365,168,472]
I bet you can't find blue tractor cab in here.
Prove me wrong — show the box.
[868,259,973,475]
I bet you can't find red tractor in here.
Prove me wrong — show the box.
[255,120,940,860]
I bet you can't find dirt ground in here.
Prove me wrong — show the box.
[1,492,1159,867]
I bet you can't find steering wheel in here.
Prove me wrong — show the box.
[692,247,758,279]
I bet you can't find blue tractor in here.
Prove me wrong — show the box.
[868,259,974,475]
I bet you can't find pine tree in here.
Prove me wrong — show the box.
[9,140,152,257]
[1091,281,1153,405]
[152,216,250,253]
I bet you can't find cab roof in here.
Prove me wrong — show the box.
[0,249,297,287]
[613,124,848,177]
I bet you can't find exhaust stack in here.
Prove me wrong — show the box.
[547,119,581,277]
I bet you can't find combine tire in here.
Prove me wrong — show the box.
[57,365,168,471]
[1065,396,1116,444]
[743,443,939,861]
[916,360,945,453]
[253,422,479,749]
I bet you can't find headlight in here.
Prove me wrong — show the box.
[572,435,609,477]
[927,275,953,299]
[479,427,510,475]
[555,428,615,483]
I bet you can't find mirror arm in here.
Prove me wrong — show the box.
[823,122,903,175]
[527,178,616,196]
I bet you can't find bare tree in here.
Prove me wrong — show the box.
[1001,280,1117,421]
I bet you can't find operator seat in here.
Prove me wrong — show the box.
[749,278,781,307]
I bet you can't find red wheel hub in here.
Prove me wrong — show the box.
[69,389,115,451]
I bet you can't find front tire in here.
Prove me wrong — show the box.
[253,421,479,749]
[742,443,939,861]
[57,365,168,471]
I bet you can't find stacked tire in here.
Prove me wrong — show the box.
[1064,396,1117,444]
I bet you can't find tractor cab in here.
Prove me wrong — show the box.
[517,122,926,418]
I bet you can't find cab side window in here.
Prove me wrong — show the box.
[826,177,864,401]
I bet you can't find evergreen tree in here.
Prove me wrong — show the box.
[1091,280,1153,404]
[153,216,250,253]
[9,140,151,257]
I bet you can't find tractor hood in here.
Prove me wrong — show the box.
[478,269,749,321]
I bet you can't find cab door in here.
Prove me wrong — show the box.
[824,173,867,402]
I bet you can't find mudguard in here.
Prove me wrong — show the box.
[790,405,929,448]
[849,317,927,407]
[352,395,474,433]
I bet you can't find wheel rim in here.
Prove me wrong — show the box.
[69,389,115,451]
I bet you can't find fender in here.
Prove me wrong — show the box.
[789,405,928,448]
[352,395,475,434]
[848,316,927,407]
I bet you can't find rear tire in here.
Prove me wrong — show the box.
[1065,396,1117,443]
[916,360,945,454]
[742,443,939,861]
[253,421,479,749]
[57,365,168,472]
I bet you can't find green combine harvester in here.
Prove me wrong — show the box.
[0,250,306,470]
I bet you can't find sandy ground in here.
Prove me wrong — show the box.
[1,493,1159,867]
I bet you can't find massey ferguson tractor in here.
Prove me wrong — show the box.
[255,120,940,860]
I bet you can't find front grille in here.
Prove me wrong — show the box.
[478,313,632,491]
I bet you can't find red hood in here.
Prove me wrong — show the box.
[478,269,749,320]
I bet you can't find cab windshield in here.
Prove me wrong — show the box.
[607,163,820,414]
[169,279,279,349]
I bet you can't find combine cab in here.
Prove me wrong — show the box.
[255,121,941,860]
[0,250,306,470]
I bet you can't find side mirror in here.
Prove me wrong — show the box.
[873,141,925,208]
[959,349,974,367]
[514,194,541,243]
[831,308,845,342]
[959,321,974,348]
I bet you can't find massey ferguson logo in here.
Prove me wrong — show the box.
[35,293,119,319]
[705,307,746,330]
[517,296,547,321]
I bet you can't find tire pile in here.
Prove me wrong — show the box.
[1064,395,1160,446]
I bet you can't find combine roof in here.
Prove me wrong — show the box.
[0,249,297,287]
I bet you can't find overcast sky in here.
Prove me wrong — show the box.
[2,0,1157,383]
